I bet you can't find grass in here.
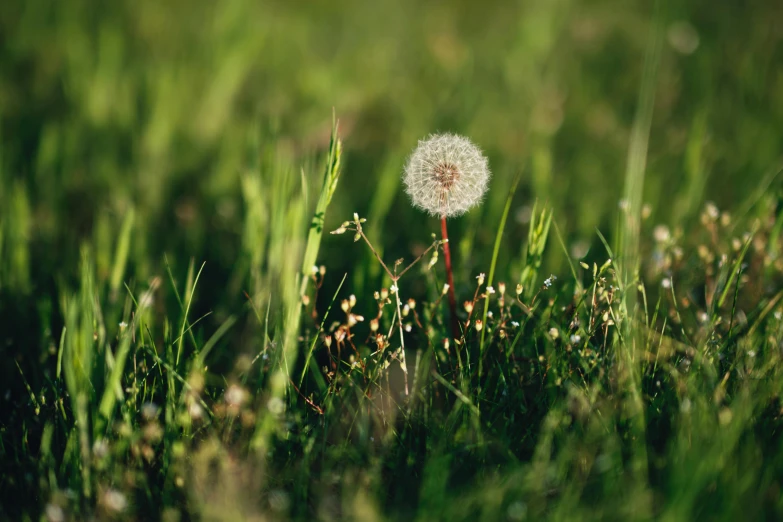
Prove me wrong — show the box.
[2,0,783,520]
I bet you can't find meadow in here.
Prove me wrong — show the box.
[2,0,783,520]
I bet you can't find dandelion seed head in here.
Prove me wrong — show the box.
[403,133,490,218]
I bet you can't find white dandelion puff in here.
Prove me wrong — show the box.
[403,133,490,218]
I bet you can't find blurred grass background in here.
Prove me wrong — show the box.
[2,0,781,292]
[2,0,783,518]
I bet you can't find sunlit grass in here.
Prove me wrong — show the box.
[2,0,783,520]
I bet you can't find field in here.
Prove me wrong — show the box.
[2,0,783,520]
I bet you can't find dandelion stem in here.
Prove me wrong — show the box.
[440,217,460,340]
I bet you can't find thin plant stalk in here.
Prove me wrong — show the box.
[441,217,459,340]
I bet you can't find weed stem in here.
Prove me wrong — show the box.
[440,217,459,340]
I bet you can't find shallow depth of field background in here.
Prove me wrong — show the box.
[3,0,781,297]
[2,0,783,519]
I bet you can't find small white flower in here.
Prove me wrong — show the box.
[267,396,285,415]
[403,134,491,218]
[102,489,128,513]
[45,504,65,522]
[511,321,520,328]
[661,278,672,289]
[705,202,719,220]
[486,286,495,294]
[476,273,486,286]
[390,284,399,294]
[653,225,671,242]
[224,385,248,407]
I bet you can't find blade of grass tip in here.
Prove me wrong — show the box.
[164,256,201,362]
[727,265,743,340]
[595,228,615,261]
[300,272,347,387]
[552,219,580,291]
[714,223,757,312]
[479,173,521,376]
[746,288,783,339]
[518,202,553,300]
[299,112,342,299]
[192,315,237,371]
[96,327,133,435]
[729,165,782,235]
[177,261,206,366]
[109,206,134,300]
[56,326,66,380]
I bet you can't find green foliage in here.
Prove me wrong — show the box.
[2,0,783,521]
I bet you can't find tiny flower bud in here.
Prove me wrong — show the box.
[442,283,450,296]
[476,273,486,286]
[341,299,350,313]
[498,282,506,295]
[475,320,484,331]
[463,301,474,313]
[428,250,439,269]
[516,283,523,295]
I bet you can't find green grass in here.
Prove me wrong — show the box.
[2,0,783,520]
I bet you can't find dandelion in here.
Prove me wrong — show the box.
[403,134,490,218]
[403,133,491,340]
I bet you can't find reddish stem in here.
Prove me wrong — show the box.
[440,217,460,340]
